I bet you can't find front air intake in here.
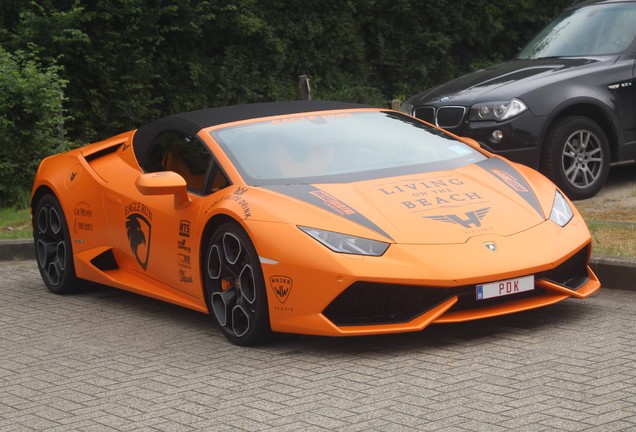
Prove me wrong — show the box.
[322,283,451,326]
[322,245,591,327]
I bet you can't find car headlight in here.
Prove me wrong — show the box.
[468,98,527,122]
[549,191,574,227]
[299,226,390,256]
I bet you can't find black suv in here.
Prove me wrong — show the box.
[402,0,636,199]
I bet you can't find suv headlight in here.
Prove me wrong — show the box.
[469,98,527,122]
[299,226,390,256]
[549,191,574,227]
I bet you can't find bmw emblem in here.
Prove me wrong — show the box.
[484,242,497,252]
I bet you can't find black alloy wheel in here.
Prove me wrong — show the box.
[205,221,271,346]
[33,194,79,294]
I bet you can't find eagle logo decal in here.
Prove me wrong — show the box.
[424,207,491,229]
[126,213,152,270]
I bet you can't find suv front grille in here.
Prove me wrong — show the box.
[413,106,466,129]
[436,106,465,128]
[413,106,435,124]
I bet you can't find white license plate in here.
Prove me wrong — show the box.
[476,275,534,301]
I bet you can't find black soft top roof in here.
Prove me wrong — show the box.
[133,100,373,164]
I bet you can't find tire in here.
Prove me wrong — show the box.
[33,194,79,294]
[542,116,610,200]
[205,221,271,346]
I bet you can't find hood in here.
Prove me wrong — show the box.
[263,158,551,245]
[407,57,605,106]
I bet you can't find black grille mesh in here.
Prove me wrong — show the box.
[436,107,465,128]
[322,283,450,326]
[413,106,435,124]
[538,246,590,289]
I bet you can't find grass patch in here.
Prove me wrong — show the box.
[577,203,636,258]
[585,220,636,258]
[577,206,636,222]
[0,207,32,240]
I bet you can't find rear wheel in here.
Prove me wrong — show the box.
[205,221,271,346]
[33,194,79,294]
[542,116,609,200]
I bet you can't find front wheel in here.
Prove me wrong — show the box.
[205,221,271,346]
[542,116,610,200]
[33,194,79,294]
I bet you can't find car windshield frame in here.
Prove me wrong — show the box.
[209,110,487,186]
[517,2,636,59]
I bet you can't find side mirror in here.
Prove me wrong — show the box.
[135,171,191,209]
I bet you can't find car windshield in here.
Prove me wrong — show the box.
[517,3,636,59]
[211,111,486,185]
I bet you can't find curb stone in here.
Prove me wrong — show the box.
[1,238,634,290]
[0,238,34,261]
[589,255,636,291]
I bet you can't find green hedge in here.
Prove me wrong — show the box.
[0,46,68,206]
[0,0,572,207]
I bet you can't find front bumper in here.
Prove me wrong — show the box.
[324,245,594,327]
[256,219,600,337]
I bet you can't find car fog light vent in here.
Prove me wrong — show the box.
[492,130,504,142]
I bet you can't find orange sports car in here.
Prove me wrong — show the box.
[32,100,601,345]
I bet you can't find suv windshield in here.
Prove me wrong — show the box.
[517,2,636,59]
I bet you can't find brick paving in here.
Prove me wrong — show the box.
[1,260,635,431]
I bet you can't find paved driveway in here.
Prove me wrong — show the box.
[1,260,635,431]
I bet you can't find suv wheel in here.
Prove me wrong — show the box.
[543,116,609,200]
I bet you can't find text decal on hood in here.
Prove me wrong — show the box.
[264,184,394,241]
[477,158,544,218]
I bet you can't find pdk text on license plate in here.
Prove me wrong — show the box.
[476,275,534,300]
